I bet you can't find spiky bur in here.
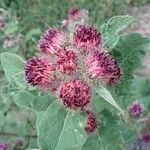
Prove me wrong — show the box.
[129,101,143,118]
[85,50,121,85]
[25,58,53,86]
[38,28,65,55]
[73,24,101,52]
[68,8,81,21]
[56,49,78,75]
[62,8,89,27]
[84,111,98,134]
[59,80,91,110]
[0,143,8,150]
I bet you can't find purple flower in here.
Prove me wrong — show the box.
[142,134,150,143]
[0,144,7,150]
[38,28,65,55]
[85,50,121,85]
[73,24,101,52]
[25,58,53,86]
[129,101,143,118]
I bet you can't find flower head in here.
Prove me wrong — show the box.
[38,28,65,54]
[68,8,82,20]
[84,111,97,134]
[25,58,53,86]
[56,49,78,75]
[73,24,101,52]
[85,51,121,85]
[129,101,143,118]
[59,80,91,110]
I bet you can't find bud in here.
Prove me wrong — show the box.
[85,51,121,85]
[25,58,53,86]
[56,49,78,75]
[59,80,91,110]
[38,28,65,54]
[73,24,101,52]
[68,8,82,21]
[15,139,25,150]
[129,101,143,118]
[63,8,89,28]
[142,134,150,143]
[84,111,97,134]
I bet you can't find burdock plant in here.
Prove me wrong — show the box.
[1,8,150,150]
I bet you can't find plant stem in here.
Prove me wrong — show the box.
[0,131,37,138]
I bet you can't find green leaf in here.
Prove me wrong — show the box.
[5,21,18,35]
[12,90,34,108]
[16,120,28,137]
[98,111,124,150]
[101,15,134,49]
[95,86,124,114]
[38,102,88,150]
[92,95,117,113]
[12,71,28,88]
[36,111,45,132]
[1,52,25,85]
[82,134,103,150]
[140,96,150,111]
[31,94,55,111]
[12,89,54,111]
[25,28,41,42]
[111,34,150,97]
[0,111,5,127]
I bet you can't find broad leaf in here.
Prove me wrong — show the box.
[95,86,124,114]
[111,33,150,97]
[12,71,28,88]
[12,90,54,111]
[12,90,34,108]
[38,102,88,150]
[1,52,25,86]
[31,94,55,111]
[101,15,134,49]
[82,134,103,150]
[25,28,41,41]
[5,21,18,35]
[0,111,5,127]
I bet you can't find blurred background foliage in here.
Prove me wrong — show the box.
[0,0,150,58]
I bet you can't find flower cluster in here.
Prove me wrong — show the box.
[25,8,122,134]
